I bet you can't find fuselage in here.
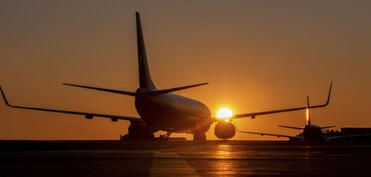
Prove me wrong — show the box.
[297,124,327,141]
[134,89,213,134]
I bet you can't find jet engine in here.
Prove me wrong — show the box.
[214,121,236,139]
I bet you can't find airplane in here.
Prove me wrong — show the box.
[239,95,371,142]
[0,12,332,141]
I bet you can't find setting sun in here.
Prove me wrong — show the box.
[216,107,233,119]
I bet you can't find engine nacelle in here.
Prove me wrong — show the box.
[214,122,236,139]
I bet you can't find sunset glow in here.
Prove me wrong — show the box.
[306,108,309,123]
[216,107,233,120]
[1,1,370,141]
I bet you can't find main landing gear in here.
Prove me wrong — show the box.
[120,121,154,141]
[120,122,207,141]
[193,133,206,141]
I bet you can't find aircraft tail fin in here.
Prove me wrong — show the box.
[136,12,156,89]
[306,96,311,125]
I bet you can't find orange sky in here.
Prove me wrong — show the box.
[0,0,370,140]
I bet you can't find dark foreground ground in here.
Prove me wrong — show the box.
[0,140,371,177]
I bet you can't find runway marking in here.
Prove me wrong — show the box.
[150,151,200,177]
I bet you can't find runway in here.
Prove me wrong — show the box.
[1,140,370,177]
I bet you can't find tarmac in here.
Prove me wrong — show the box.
[0,140,371,177]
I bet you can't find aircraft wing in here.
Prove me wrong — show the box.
[238,130,303,140]
[0,86,142,122]
[320,125,336,129]
[326,133,371,141]
[232,81,332,119]
[232,104,327,119]
[278,125,304,130]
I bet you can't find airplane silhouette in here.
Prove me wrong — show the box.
[239,92,371,142]
[0,12,332,140]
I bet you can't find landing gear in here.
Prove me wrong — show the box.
[193,133,206,141]
[157,132,172,140]
[120,121,154,141]
[162,131,172,139]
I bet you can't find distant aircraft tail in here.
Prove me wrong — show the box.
[136,12,156,89]
[306,96,311,125]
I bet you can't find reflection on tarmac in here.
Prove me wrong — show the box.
[0,141,371,177]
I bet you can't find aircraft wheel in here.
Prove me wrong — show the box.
[121,122,154,141]
[193,133,206,141]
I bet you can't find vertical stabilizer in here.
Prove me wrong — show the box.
[306,96,311,125]
[136,12,156,89]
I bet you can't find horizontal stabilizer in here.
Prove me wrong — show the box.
[146,82,208,96]
[278,125,304,130]
[63,83,136,96]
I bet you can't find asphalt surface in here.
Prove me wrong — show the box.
[0,140,370,177]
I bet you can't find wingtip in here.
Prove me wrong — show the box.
[63,83,75,87]
[306,96,310,107]
[326,80,333,105]
[0,85,10,106]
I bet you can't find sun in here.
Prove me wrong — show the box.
[216,107,233,120]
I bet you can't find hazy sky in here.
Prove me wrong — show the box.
[0,0,370,140]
